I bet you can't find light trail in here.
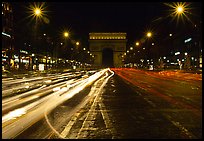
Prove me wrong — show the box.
[55,68,115,139]
[112,68,202,117]
[2,79,76,107]
[2,71,90,107]
[2,69,107,139]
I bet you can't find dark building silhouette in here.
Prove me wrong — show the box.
[2,2,14,70]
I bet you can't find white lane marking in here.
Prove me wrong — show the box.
[76,68,115,139]
[76,76,107,138]
[143,97,156,108]
[60,112,81,138]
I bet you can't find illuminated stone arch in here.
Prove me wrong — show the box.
[89,32,127,67]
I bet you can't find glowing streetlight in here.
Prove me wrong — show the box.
[34,8,41,16]
[176,5,184,14]
[76,42,80,46]
[28,3,47,21]
[165,2,191,24]
[146,32,152,38]
[27,3,48,70]
[136,42,140,46]
[64,32,69,38]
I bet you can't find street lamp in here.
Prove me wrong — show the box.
[165,2,190,24]
[145,31,153,66]
[176,5,184,14]
[75,41,80,61]
[136,42,140,46]
[34,8,41,16]
[76,41,79,46]
[146,32,152,38]
[27,3,47,71]
[64,32,69,38]
[28,3,45,22]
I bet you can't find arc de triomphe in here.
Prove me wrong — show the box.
[89,32,127,67]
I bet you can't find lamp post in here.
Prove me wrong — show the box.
[146,31,152,60]
[32,7,43,71]
[75,41,80,61]
[56,31,70,69]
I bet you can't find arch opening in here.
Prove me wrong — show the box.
[102,48,114,68]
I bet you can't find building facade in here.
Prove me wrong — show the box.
[2,2,14,70]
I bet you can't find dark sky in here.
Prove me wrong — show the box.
[11,2,202,48]
[46,2,166,42]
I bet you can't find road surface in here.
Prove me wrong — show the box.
[2,68,202,139]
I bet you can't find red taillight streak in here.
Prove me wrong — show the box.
[112,69,201,117]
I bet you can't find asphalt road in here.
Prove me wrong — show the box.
[14,68,202,139]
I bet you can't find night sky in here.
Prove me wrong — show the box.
[11,2,202,49]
